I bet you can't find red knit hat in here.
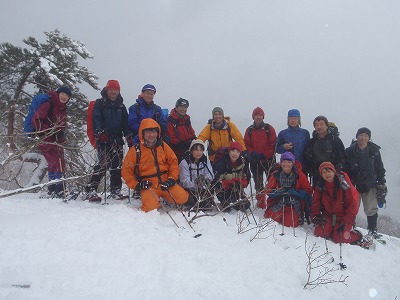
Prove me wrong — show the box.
[228,141,243,153]
[105,80,121,91]
[252,107,265,119]
[319,162,336,175]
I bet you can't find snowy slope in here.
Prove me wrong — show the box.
[0,194,399,300]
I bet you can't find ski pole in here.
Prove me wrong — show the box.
[166,189,195,232]
[280,200,285,236]
[58,157,67,202]
[290,201,296,237]
[339,232,347,270]
[102,146,108,205]
[321,221,334,262]
[149,188,179,228]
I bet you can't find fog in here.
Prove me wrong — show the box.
[1,0,399,219]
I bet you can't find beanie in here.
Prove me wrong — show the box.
[280,151,295,164]
[189,139,205,151]
[142,84,156,93]
[319,162,336,175]
[212,107,224,117]
[356,127,371,139]
[288,109,300,117]
[175,98,189,107]
[252,107,265,119]
[105,80,121,91]
[228,141,243,153]
[313,115,329,127]
[56,86,72,98]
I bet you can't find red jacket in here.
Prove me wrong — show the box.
[311,172,359,226]
[166,109,196,145]
[244,123,277,159]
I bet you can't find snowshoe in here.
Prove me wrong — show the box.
[355,235,375,250]
[368,230,383,239]
[86,191,102,203]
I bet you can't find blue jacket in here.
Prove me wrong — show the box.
[276,126,310,165]
[128,98,168,143]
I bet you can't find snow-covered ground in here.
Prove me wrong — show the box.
[0,193,399,300]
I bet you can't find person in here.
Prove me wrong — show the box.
[211,142,251,211]
[263,152,313,227]
[121,118,188,212]
[198,107,246,166]
[128,84,168,144]
[244,107,277,208]
[345,127,387,238]
[311,162,362,244]
[304,115,346,186]
[85,80,132,201]
[179,139,214,210]
[276,109,310,167]
[166,98,196,162]
[31,86,72,198]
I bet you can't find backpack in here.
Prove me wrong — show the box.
[207,119,232,156]
[212,146,229,165]
[247,123,270,139]
[24,94,52,134]
[328,122,340,137]
[86,100,96,147]
[168,115,192,140]
[134,102,166,124]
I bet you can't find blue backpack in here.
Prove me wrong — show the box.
[24,94,52,134]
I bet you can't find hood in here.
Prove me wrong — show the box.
[138,118,161,142]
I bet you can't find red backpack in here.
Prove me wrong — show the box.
[87,100,96,148]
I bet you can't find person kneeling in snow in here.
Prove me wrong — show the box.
[179,139,214,210]
[121,118,188,212]
[311,162,362,244]
[211,142,251,211]
[263,152,313,227]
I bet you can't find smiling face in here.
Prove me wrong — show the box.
[191,144,204,161]
[357,133,369,149]
[58,92,70,104]
[213,112,224,126]
[143,128,158,147]
[106,88,119,101]
[253,114,264,126]
[321,168,335,183]
[288,116,300,128]
[280,159,294,174]
[314,120,328,137]
[229,149,241,162]
[175,105,188,117]
[142,90,155,104]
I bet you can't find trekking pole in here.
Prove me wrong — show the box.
[321,222,334,262]
[339,232,347,270]
[279,201,285,236]
[58,157,67,202]
[149,188,179,228]
[290,201,296,237]
[102,146,108,205]
[166,189,196,232]
[127,188,131,204]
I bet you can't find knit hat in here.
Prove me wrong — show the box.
[56,86,72,98]
[252,107,265,118]
[105,80,120,91]
[356,127,371,139]
[142,84,156,93]
[280,151,295,164]
[313,115,329,127]
[288,109,300,117]
[175,98,189,107]
[319,162,336,175]
[189,139,205,151]
[212,107,224,117]
[228,141,243,153]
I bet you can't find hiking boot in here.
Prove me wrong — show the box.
[86,190,101,202]
[52,190,65,199]
[108,189,128,200]
[368,230,382,239]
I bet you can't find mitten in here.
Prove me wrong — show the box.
[137,180,152,191]
[160,178,176,191]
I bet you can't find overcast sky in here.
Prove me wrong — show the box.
[1,0,399,217]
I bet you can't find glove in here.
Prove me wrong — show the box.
[97,132,108,143]
[312,215,326,226]
[137,180,152,191]
[240,178,248,188]
[222,180,233,190]
[336,223,345,233]
[160,178,176,191]
[242,151,250,164]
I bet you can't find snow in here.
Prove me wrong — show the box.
[0,194,399,299]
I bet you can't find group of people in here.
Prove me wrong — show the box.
[29,80,387,246]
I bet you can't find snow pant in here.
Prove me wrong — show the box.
[216,188,250,211]
[250,158,273,192]
[359,188,378,216]
[39,143,65,193]
[86,143,123,193]
[314,217,361,244]
[264,205,300,227]
[140,185,188,212]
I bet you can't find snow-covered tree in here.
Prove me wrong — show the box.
[0,29,100,189]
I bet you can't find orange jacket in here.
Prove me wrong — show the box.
[122,118,180,190]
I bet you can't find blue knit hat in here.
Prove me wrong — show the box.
[280,151,295,164]
[288,109,300,117]
[56,86,72,98]
[142,84,156,93]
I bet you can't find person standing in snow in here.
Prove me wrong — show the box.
[311,162,362,244]
[31,86,72,198]
[263,152,313,227]
[128,84,168,144]
[85,80,132,201]
[165,98,196,162]
[211,142,251,211]
[345,127,387,238]
[304,115,346,186]
[244,107,277,209]
[121,118,189,212]
[179,139,214,210]
[275,109,310,168]
[198,107,247,167]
